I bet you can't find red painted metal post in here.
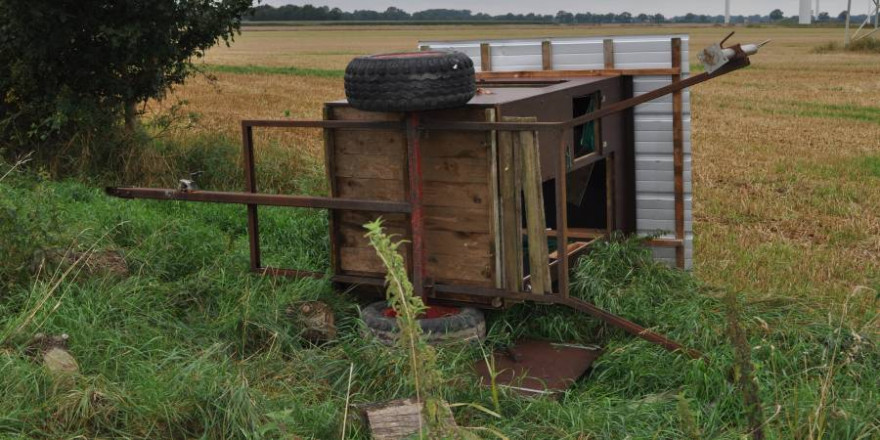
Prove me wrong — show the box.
[406,112,428,301]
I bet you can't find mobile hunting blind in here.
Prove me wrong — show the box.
[423,36,695,269]
[109,34,762,364]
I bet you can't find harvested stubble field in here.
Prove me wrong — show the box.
[1,24,879,439]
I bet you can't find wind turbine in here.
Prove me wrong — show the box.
[724,0,730,25]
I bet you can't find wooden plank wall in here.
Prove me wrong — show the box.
[327,106,495,287]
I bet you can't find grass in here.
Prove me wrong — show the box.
[205,64,345,79]
[813,37,880,54]
[759,101,880,125]
[1,162,878,438]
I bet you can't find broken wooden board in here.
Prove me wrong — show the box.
[362,398,457,440]
[505,116,551,294]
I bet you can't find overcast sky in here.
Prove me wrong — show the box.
[262,1,842,17]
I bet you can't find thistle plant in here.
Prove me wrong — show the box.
[364,219,452,438]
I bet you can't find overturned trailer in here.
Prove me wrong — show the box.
[109,34,761,363]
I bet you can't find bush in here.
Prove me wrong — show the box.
[813,38,880,54]
[0,0,251,177]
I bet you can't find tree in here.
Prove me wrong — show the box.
[0,0,251,171]
[555,10,574,24]
[770,9,784,20]
[818,12,830,22]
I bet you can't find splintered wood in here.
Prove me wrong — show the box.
[499,117,551,294]
[363,399,457,440]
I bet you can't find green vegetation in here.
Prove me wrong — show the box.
[813,38,880,54]
[0,0,251,176]
[1,159,877,439]
[206,64,345,79]
[757,101,880,125]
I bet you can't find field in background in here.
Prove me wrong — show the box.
[155,24,880,302]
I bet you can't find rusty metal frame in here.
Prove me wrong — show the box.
[107,53,752,358]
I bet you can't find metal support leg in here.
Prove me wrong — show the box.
[406,112,427,301]
[242,123,261,271]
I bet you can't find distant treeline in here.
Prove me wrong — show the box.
[246,4,871,24]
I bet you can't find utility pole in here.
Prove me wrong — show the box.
[845,0,853,48]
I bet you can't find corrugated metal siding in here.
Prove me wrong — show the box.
[420,35,694,268]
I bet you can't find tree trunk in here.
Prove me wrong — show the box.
[124,101,138,133]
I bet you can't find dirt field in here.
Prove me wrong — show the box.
[160,24,880,302]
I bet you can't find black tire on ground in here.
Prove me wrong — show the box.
[344,51,476,113]
[361,301,486,345]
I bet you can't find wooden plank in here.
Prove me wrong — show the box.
[421,133,489,159]
[330,106,403,121]
[671,37,685,269]
[555,128,570,298]
[475,67,680,80]
[339,211,408,228]
[497,124,523,291]
[335,177,404,201]
[428,252,493,284]
[424,206,491,233]
[339,227,490,256]
[511,116,551,294]
[542,228,605,240]
[334,153,404,180]
[606,155,615,233]
[342,208,490,234]
[340,246,409,274]
[603,39,615,69]
[422,157,487,183]
[340,246,490,284]
[364,399,456,440]
[541,40,552,70]
[334,130,405,157]
[323,106,339,276]
[487,108,502,289]
[423,182,489,208]
[480,43,492,71]
[549,241,590,260]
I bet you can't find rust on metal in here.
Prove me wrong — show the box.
[406,112,428,301]
[474,339,603,395]
[105,188,412,213]
[672,37,686,269]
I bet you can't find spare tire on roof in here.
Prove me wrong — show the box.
[344,51,476,112]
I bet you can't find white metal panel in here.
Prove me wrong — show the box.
[419,34,695,269]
